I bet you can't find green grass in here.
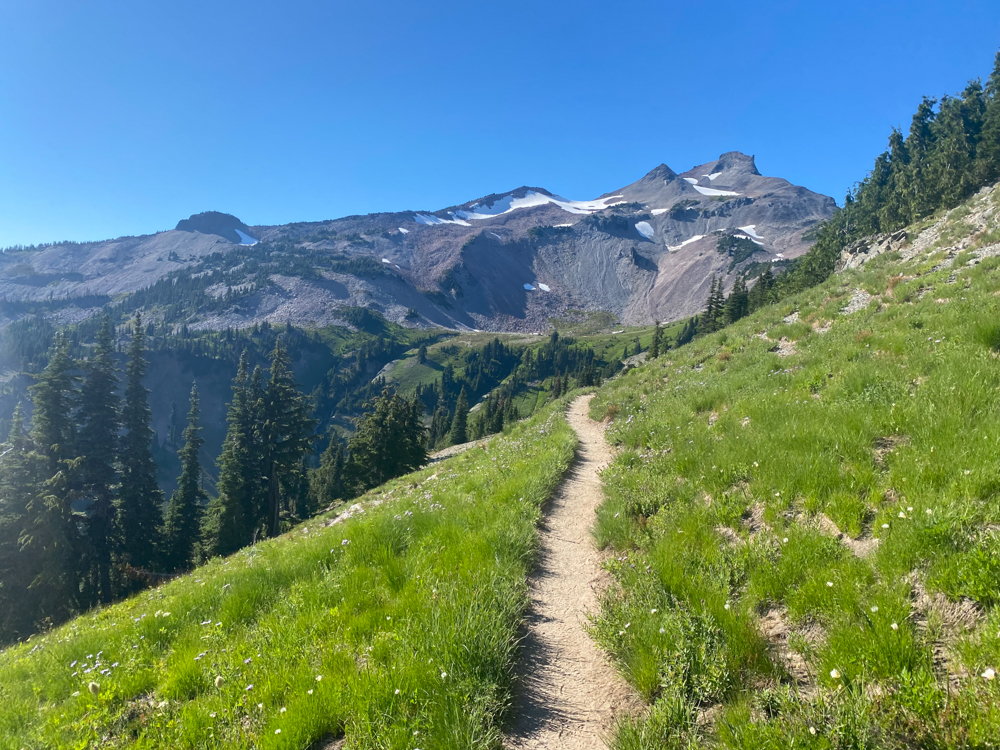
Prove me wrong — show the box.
[588,190,1000,747]
[0,403,576,749]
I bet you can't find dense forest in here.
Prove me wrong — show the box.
[0,314,432,644]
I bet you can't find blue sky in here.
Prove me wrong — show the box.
[1,0,999,247]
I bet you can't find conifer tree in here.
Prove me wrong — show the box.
[162,384,207,571]
[77,315,120,603]
[650,321,661,359]
[203,353,260,556]
[0,404,42,640]
[724,277,750,324]
[310,437,345,509]
[22,334,80,625]
[417,342,428,365]
[449,387,469,445]
[344,388,426,494]
[117,314,163,573]
[260,341,316,537]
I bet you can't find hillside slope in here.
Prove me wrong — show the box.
[0,154,834,334]
[587,184,1000,747]
[0,403,575,749]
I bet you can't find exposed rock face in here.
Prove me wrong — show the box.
[0,152,835,332]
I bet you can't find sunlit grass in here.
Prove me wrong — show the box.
[0,403,576,749]
[589,189,1000,746]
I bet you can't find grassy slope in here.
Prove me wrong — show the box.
[0,403,575,750]
[589,188,1000,748]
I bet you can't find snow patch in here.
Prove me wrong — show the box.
[452,190,624,220]
[490,232,502,241]
[523,283,535,291]
[652,204,699,216]
[538,283,551,292]
[667,235,705,251]
[398,227,409,234]
[552,223,574,227]
[235,229,258,246]
[692,185,740,197]
[382,258,391,264]
[635,221,654,239]
[739,224,763,239]
[705,173,722,181]
[683,177,699,184]
[414,213,472,227]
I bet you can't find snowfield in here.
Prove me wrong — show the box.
[635,221,654,239]
[523,283,535,291]
[538,283,551,292]
[667,234,705,251]
[398,227,409,234]
[692,185,740,197]
[683,177,699,184]
[452,190,625,220]
[414,213,472,227]
[235,229,258,246]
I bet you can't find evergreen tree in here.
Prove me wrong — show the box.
[202,353,260,557]
[650,321,661,359]
[77,315,120,604]
[310,437,345,509]
[260,341,316,537]
[428,403,451,449]
[344,388,427,494]
[449,387,469,445]
[724,277,750,324]
[162,385,207,571]
[168,402,180,450]
[0,405,43,641]
[22,335,81,626]
[417,342,428,365]
[676,317,697,347]
[117,314,164,573]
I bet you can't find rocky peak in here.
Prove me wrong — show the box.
[175,211,253,244]
[713,151,760,176]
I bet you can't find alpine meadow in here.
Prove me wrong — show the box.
[3,12,1000,750]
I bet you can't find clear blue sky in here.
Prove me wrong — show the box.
[1,1,999,247]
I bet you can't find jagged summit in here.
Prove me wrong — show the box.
[175,211,257,245]
[714,151,760,176]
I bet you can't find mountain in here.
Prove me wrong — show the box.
[0,152,835,333]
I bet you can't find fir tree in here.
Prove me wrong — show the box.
[0,404,42,641]
[162,385,207,571]
[310,437,345,509]
[417,342,428,365]
[77,315,120,604]
[260,341,316,537]
[344,388,426,494]
[22,334,81,626]
[650,321,661,359]
[202,353,260,556]
[724,277,750,325]
[117,314,164,573]
[449,387,469,445]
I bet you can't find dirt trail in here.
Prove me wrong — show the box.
[506,394,638,750]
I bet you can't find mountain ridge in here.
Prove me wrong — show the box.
[0,152,835,333]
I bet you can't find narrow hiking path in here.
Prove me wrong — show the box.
[506,394,638,750]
